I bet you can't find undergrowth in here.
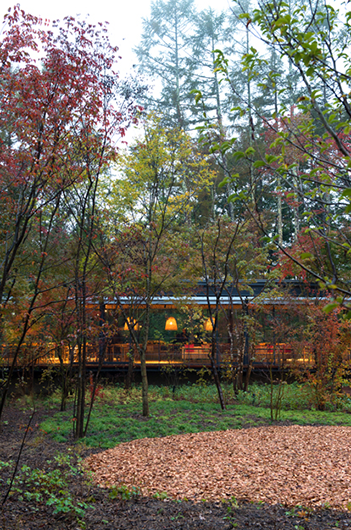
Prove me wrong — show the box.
[1,452,92,526]
[37,382,351,449]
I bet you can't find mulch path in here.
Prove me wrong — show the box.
[1,405,351,529]
[86,425,351,508]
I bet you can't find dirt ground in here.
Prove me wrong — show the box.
[1,406,351,529]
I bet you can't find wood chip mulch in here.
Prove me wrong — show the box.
[85,425,351,509]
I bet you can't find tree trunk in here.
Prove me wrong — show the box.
[84,337,107,437]
[75,338,86,439]
[58,346,68,412]
[140,350,149,416]
[210,334,225,410]
[124,348,134,391]
[244,358,253,392]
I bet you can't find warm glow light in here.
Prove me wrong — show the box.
[204,318,213,332]
[165,317,178,331]
[124,318,139,331]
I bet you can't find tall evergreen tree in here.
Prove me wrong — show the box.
[134,0,196,129]
[189,8,237,218]
[188,8,229,127]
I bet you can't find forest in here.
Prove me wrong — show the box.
[1,1,351,527]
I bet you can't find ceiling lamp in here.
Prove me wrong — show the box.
[165,316,178,331]
[124,318,139,331]
[204,318,213,332]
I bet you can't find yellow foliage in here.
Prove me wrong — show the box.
[106,114,215,226]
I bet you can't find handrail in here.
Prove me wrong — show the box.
[0,341,317,368]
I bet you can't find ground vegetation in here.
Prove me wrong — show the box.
[2,384,351,528]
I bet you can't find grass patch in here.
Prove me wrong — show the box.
[39,383,351,449]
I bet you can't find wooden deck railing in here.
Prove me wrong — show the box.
[0,341,320,369]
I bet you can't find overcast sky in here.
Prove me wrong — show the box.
[7,0,232,75]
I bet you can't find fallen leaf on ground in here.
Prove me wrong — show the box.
[84,425,351,509]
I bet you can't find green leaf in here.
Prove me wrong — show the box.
[265,154,280,164]
[219,177,229,188]
[253,160,266,168]
[323,302,340,315]
[238,12,251,19]
[245,146,255,156]
[323,302,339,314]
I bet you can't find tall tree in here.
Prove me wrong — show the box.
[197,216,269,405]
[189,9,229,126]
[134,0,196,129]
[0,6,140,426]
[190,8,238,219]
[98,114,214,416]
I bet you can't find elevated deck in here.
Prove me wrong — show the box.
[0,342,316,372]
